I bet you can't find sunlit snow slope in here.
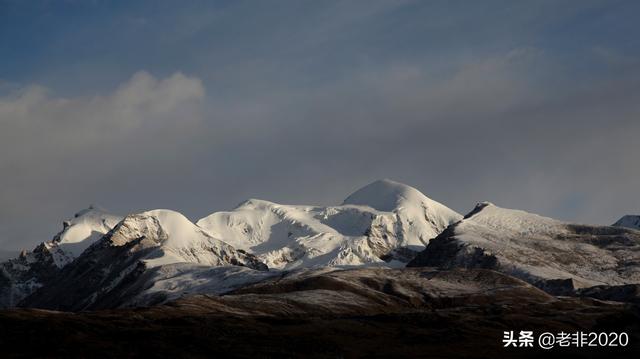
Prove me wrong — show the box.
[196,179,462,269]
[409,202,640,293]
[20,209,267,310]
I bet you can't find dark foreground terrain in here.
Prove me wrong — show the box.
[2,268,639,358]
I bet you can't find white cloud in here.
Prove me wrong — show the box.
[0,71,205,248]
[0,70,204,136]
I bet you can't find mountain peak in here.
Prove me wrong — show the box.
[72,204,108,219]
[460,202,564,236]
[613,215,640,230]
[343,179,432,212]
[110,209,200,249]
[234,198,278,210]
[463,201,496,219]
[53,206,122,254]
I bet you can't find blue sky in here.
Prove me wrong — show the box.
[1,0,640,249]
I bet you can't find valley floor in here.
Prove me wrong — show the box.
[1,300,638,358]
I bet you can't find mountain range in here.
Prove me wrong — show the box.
[2,179,639,311]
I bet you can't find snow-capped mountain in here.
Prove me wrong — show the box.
[342,178,461,239]
[196,179,462,269]
[614,215,640,230]
[21,209,267,310]
[6,180,640,311]
[49,206,123,267]
[408,202,640,294]
[16,180,461,309]
[0,206,121,307]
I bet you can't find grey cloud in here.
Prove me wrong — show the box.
[1,1,640,251]
[190,48,640,226]
[2,49,639,251]
[0,71,205,248]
